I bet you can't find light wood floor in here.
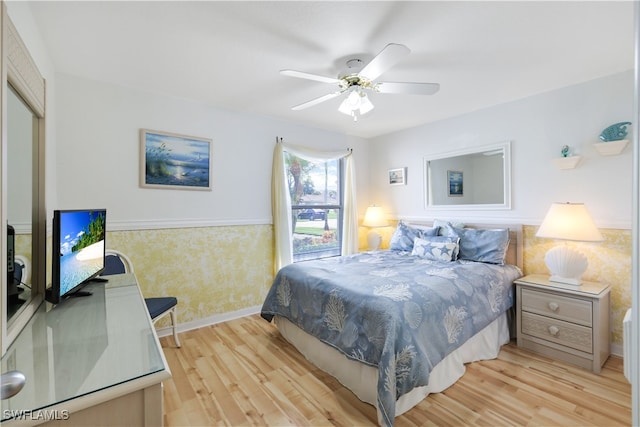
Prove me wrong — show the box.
[160,314,631,426]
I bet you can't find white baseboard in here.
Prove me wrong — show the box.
[154,305,262,338]
[611,342,623,358]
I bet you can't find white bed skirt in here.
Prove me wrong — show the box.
[275,313,510,424]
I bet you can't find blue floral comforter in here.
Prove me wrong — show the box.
[261,251,522,426]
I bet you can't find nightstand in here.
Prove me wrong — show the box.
[515,274,610,373]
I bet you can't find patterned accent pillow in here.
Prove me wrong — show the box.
[445,224,510,264]
[411,236,459,261]
[433,219,465,235]
[389,221,439,251]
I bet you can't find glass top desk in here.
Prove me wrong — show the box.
[1,273,171,426]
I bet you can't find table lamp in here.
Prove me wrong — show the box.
[362,205,388,250]
[535,202,603,286]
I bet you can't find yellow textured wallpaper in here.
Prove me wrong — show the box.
[104,222,629,347]
[14,235,31,265]
[523,225,631,346]
[106,225,273,327]
[357,223,397,251]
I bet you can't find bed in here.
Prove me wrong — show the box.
[261,221,523,426]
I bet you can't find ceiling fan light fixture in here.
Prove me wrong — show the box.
[282,43,440,118]
[359,92,374,115]
[338,88,374,120]
[338,89,360,115]
[346,89,361,106]
[338,97,355,116]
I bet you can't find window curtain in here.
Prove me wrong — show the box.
[272,139,357,275]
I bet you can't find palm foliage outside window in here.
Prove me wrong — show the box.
[285,152,342,261]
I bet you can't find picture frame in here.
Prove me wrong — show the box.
[388,167,407,186]
[447,170,463,196]
[140,129,212,191]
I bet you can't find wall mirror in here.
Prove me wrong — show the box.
[424,141,511,210]
[6,84,35,324]
[2,6,46,355]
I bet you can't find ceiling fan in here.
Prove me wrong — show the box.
[281,43,440,121]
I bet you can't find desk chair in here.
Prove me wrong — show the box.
[103,249,181,347]
[14,255,30,287]
[8,255,31,304]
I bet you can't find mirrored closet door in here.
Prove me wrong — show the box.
[1,2,47,355]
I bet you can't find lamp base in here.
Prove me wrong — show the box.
[549,275,582,286]
[367,229,382,251]
[544,245,588,286]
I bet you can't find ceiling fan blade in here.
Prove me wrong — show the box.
[280,69,340,84]
[376,81,440,95]
[291,92,342,111]
[359,43,411,81]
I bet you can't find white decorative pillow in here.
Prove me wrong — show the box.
[411,236,459,262]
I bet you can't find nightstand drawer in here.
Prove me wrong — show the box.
[521,288,592,326]
[521,311,593,353]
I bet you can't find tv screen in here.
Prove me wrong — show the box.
[46,209,106,304]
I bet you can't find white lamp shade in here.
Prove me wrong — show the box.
[338,89,361,115]
[362,206,388,228]
[536,202,602,286]
[338,88,374,117]
[337,100,350,115]
[359,93,374,115]
[536,202,603,242]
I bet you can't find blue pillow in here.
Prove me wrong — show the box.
[411,236,460,261]
[433,219,465,236]
[445,224,510,264]
[389,221,439,251]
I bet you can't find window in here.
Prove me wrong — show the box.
[285,152,343,262]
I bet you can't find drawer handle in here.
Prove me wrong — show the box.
[548,325,560,336]
[548,302,559,312]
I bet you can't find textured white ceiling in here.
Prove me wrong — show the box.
[25,1,634,139]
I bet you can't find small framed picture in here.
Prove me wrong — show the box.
[448,170,463,196]
[140,129,212,191]
[388,168,406,185]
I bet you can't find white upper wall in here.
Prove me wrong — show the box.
[54,73,370,227]
[45,69,637,231]
[6,2,57,212]
[367,71,634,229]
[7,3,633,230]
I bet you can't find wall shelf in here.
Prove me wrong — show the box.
[553,155,582,170]
[593,139,629,156]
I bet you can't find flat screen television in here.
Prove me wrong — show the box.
[45,209,107,305]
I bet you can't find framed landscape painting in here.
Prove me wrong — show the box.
[140,129,212,191]
[388,167,406,185]
[447,170,463,196]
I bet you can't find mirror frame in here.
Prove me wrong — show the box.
[1,3,46,355]
[423,141,512,210]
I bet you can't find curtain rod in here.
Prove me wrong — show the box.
[276,136,353,153]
